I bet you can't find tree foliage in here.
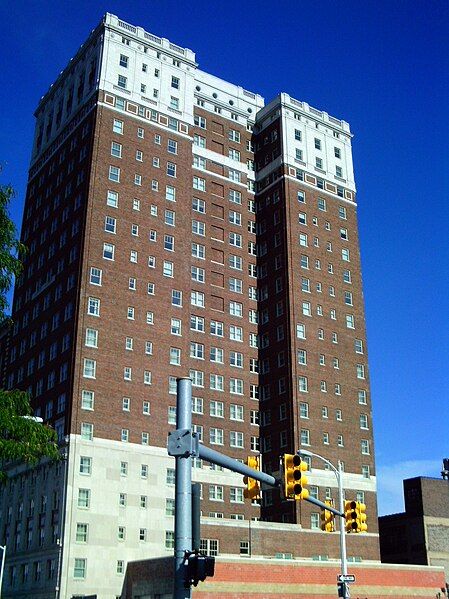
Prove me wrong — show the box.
[0,180,26,323]
[0,389,60,481]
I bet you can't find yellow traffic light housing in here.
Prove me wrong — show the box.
[345,500,357,532]
[283,454,309,500]
[356,502,367,532]
[243,456,260,500]
[320,500,335,532]
[345,500,367,533]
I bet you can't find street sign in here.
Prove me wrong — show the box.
[337,574,356,583]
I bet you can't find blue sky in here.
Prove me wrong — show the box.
[1,0,448,516]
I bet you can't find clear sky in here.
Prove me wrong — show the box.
[1,0,448,516]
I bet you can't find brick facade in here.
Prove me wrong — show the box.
[0,12,378,598]
[123,555,445,598]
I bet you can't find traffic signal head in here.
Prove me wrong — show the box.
[356,501,367,532]
[185,551,215,588]
[243,456,261,500]
[345,500,357,532]
[320,500,335,532]
[283,454,309,500]
[345,500,367,533]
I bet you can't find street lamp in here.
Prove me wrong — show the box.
[298,449,349,599]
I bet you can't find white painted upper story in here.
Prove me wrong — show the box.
[256,93,355,192]
[31,13,355,195]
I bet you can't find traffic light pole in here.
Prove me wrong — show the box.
[337,460,349,599]
[299,450,350,599]
[173,378,193,599]
[168,381,348,598]
[198,444,278,487]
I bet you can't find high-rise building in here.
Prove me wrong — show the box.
[0,13,378,598]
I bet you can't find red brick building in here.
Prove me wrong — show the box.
[0,13,377,599]
[123,555,445,598]
[379,476,449,578]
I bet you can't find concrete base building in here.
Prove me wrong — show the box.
[1,13,377,598]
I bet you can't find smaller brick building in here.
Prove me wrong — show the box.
[122,555,445,598]
[379,476,449,580]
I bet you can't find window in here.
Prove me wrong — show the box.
[299,233,308,247]
[356,364,366,379]
[210,374,224,392]
[209,485,224,500]
[73,558,86,579]
[210,401,224,418]
[299,402,309,418]
[230,325,243,342]
[360,414,369,429]
[171,289,182,307]
[194,115,206,128]
[164,235,174,251]
[85,328,98,348]
[358,390,367,405]
[111,141,122,158]
[229,189,242,204]
[310,513,320,530]
[80,421,93,441]
[302,302,311,317]
[83,359,96,379]
[230,404,244,421]
[113,119,123,134]
[210,320,223,336]
[361,440,370,455]
[298,376,308,393]
[79,456,92,475]
[77,488,90,508]
[81,390,94,410]
[103,243,115,260]
[230,351,243,368]
[117,74,127,89]
[229,232,242,247]
[230,431,244,448]
[231,488,244,504]
[229,129,240,142]
[346,314,355,329]
[193,134,206,148]
[230,378,243,395]
[167,162,176,177]
[76,523,88,543]
[190,369,204,388]
[209,429,224,445]
[300,429,310,446]
[210,347,223,363]
[191,291,205,308]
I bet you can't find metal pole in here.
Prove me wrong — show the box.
[338,460,350,599]
[191,483,201,552]
[0,544,6,599]
[198,444,278,487]
[299,449,350,599]
[174,378,193,599]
